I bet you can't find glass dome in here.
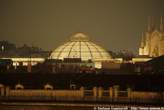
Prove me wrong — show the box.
[50,33,112,61]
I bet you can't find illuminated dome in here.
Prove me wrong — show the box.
[50,33,112,62]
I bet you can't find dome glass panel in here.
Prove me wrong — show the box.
[50,33,112,62]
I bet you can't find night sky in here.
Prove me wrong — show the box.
[0,0,164,54]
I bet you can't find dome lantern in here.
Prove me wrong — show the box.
[70,33,89,41]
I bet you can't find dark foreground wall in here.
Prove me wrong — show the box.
[0,72,164,91]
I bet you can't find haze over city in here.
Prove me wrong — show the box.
[0,0,164,53]
[1,1,164,109]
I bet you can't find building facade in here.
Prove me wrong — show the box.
[139,16,164,57]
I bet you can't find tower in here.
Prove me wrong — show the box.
[139,16,164,57]
[139,33,146,55]
[140,33,145,48]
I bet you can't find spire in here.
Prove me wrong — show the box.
[147,16,151,32]
[140,32,145,48]
[151,16,155,31]
[160,16,163,32]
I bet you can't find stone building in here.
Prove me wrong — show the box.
[139,16,164,57]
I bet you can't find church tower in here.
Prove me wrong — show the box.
[139,33,145,55]
[159,16,164,56]
[139,16,164,57]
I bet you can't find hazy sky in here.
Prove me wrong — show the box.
[0,0,164,53]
